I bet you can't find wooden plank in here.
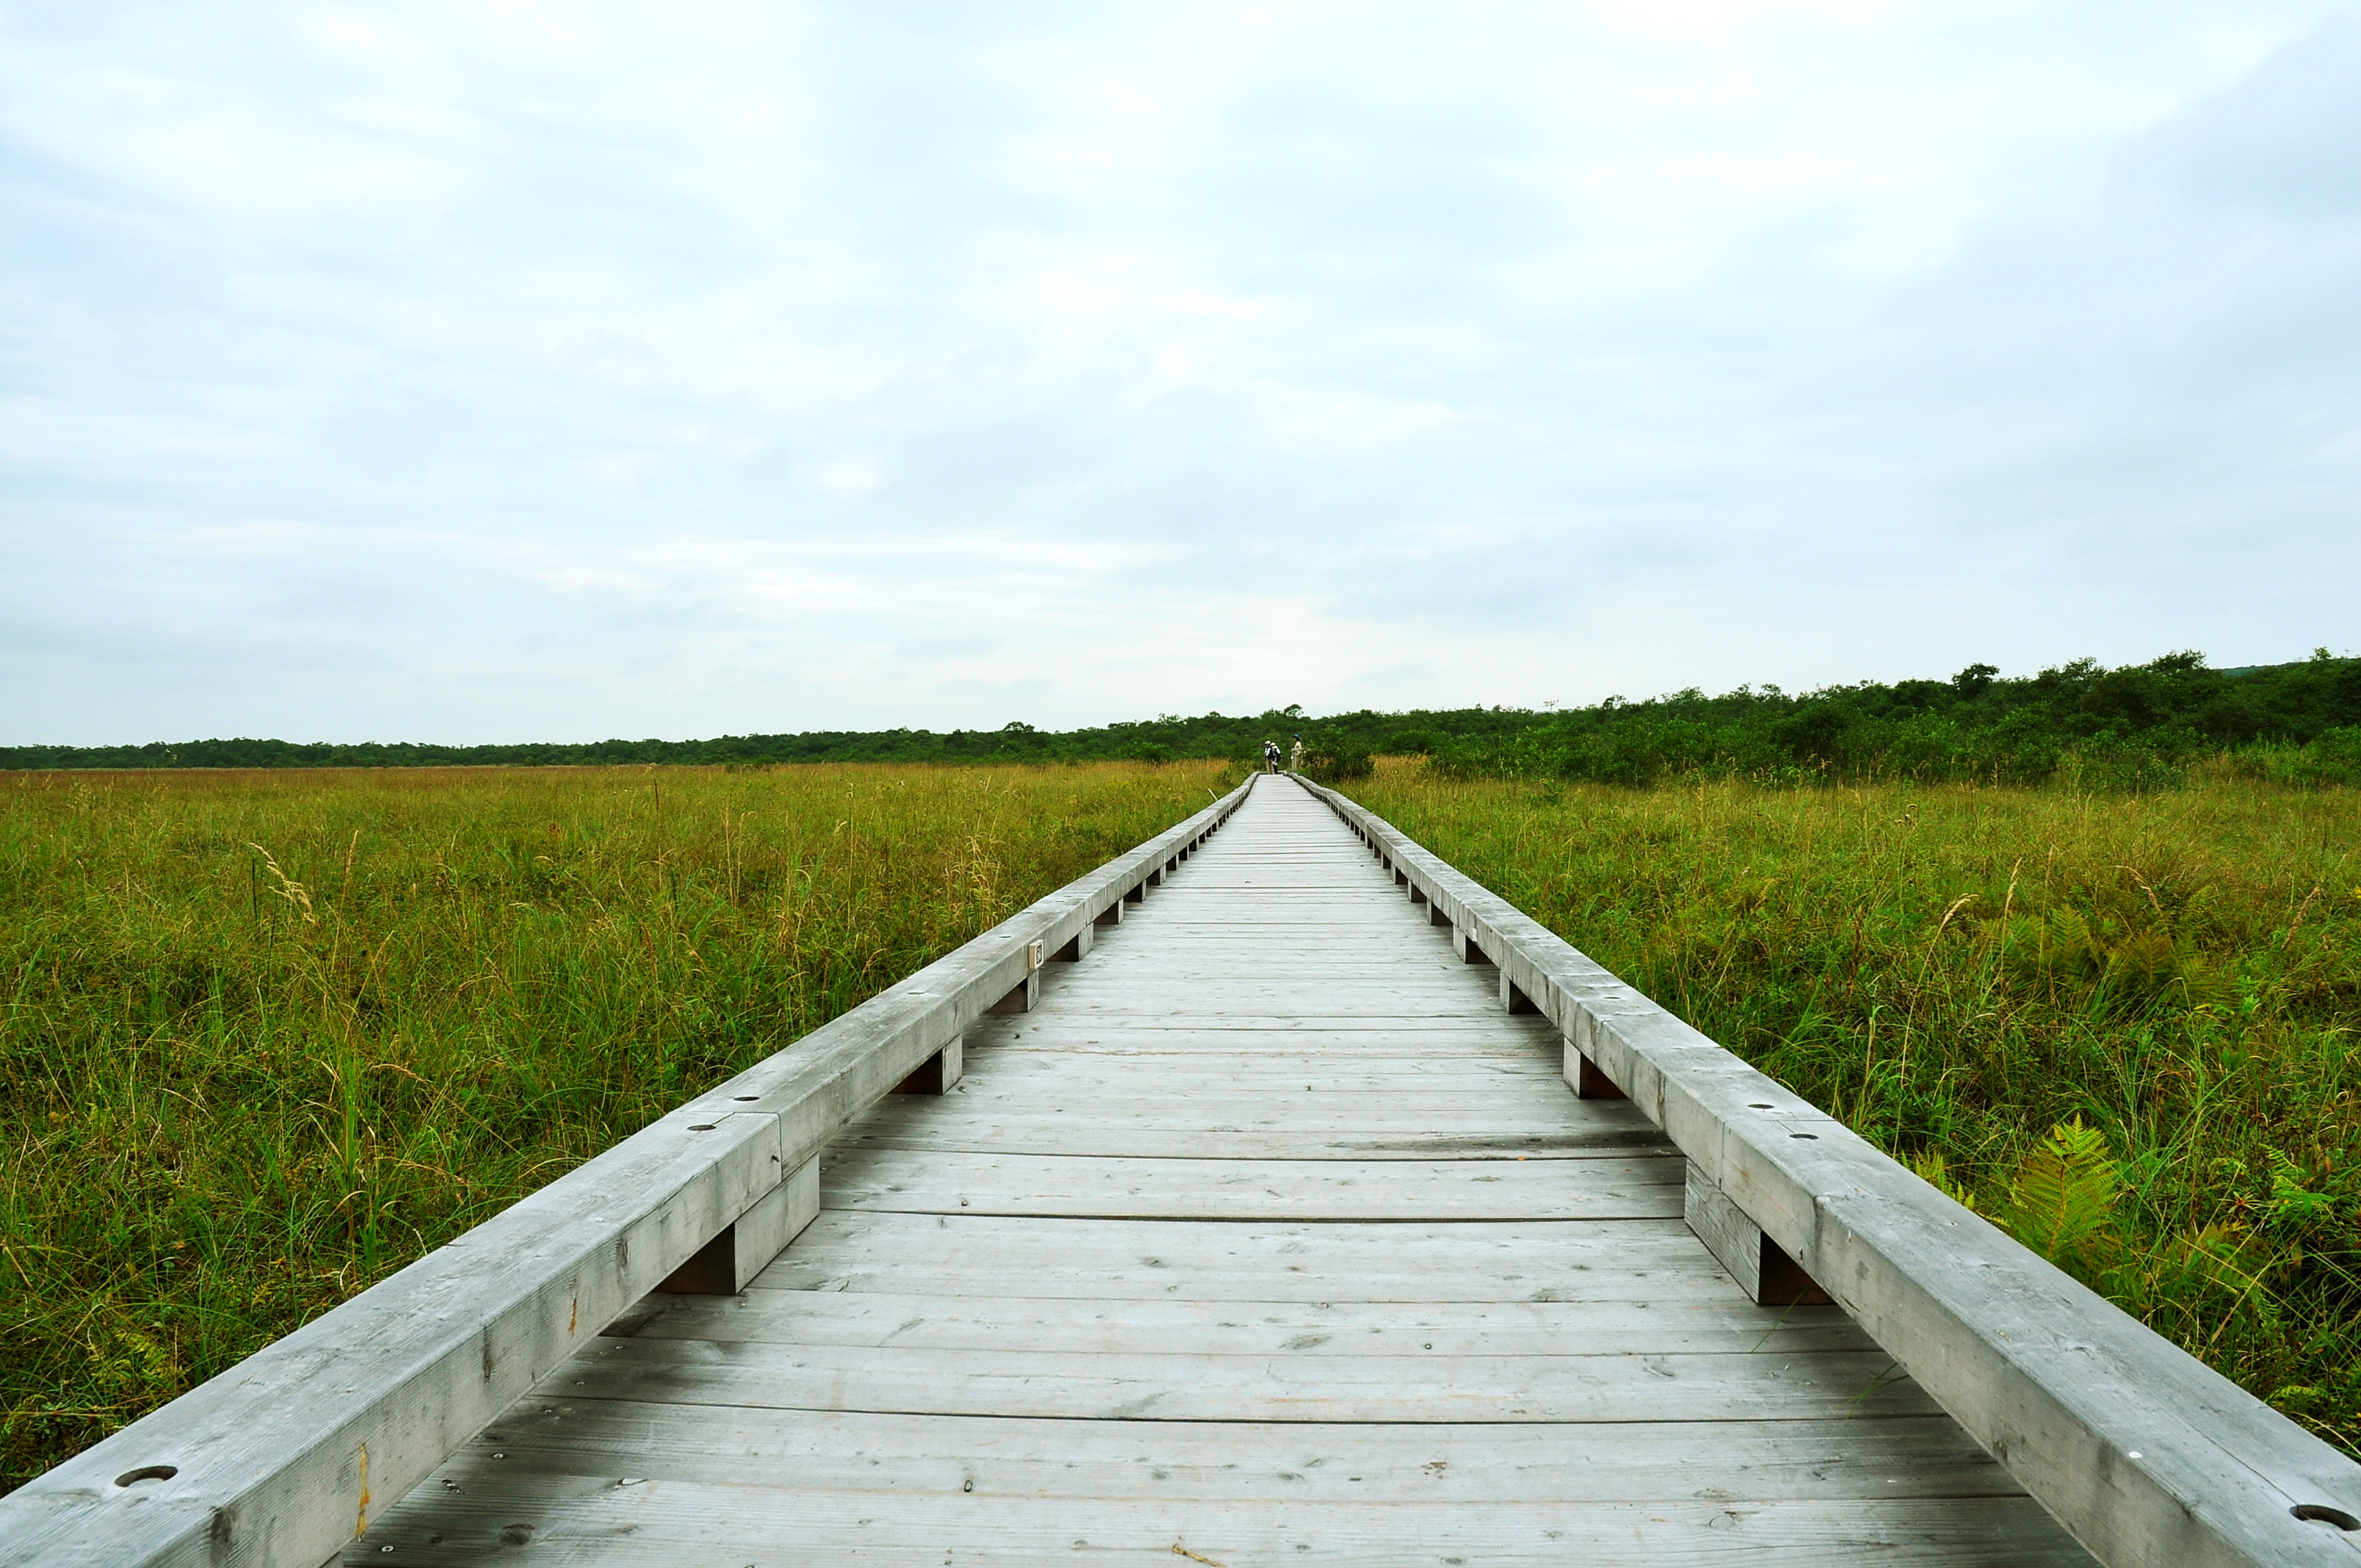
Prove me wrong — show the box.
[552,1332,1946,1424]
[1042,970,1486,987]
[378,1405,2025,1501]
[960,1054,1568,1078]
[1027,992,1514,1011]
[623,1286,1879,1357]
[935,1075,1584,1100]
[829,1122,1675,1161]
[973,1028,1556,1046]
[832,1129,1680,1161]
[819,1149,1686,1220]
[841,1098,1638,1130]
[958,1064,1575,1085]
[829,1114,1650,1148]
[750,1212,1754,1302]
[968,1026,1563,1048]
[966,1048,1567,1067]
[947,1053,1570,1084]
[1089,934,1474,947]
[971,1012,1548,1031]
[976,1009,1554,1028]
[902,1086,1616,1118]
[346,1479,2094,1566]
[937,1049,1570,1081]
[1023,998,1518,1017]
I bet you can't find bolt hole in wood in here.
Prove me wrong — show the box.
[1791,1133,1818,1140]
[687,1124,716,1132]
[731,1095,759,1101]
[2295,1504,2361,1530]
[113,1465,175,1487]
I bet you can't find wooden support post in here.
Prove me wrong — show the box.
[1395,869,1409,888]
[1050,925,1093,962]
[892,1033,965,1093]
[1685,1161,1831,1307]
[1095,899,1123,926]
[1562,1032,1627,1100]
[1570,1050,1625,1099]
[1408,885,1429,906]
[1426,900,1450,927]
[1454,926,1495,967]
[1124,882,1146,904]
[987,943,1045,1013]
[656,1155,821,1296]
[1501,974,1539,1014]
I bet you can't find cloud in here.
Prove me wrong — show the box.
[1,1,2354,743]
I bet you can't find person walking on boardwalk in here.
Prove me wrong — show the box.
[1288,735,1305,774]
[1263,739,1281,774]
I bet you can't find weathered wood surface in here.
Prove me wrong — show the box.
[0,782,1250,1568]
[1295,775,2361,1567]
[340,777,2095,1566]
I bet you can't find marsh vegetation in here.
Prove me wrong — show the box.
[7,747,2353,1490]
[0,760,1233,1491]
[1347,759,2361,1451]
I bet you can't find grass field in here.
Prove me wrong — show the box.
[9,755,2354,1491]
[1345,758,2361,1451]
[0,759,1235,1492]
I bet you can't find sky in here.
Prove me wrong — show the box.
[3,1,2357,744]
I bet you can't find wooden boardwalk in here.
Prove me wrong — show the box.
[347,779,2091,1564]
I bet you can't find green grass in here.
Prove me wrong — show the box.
[13,753,2352,1489]
[0,759,1234,1492]
[1345,758,2361,1452]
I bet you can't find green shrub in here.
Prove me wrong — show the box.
[1301,734,1374,783]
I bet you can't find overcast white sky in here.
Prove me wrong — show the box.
[4,1,2356,744]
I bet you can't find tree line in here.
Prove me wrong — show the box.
[7,648,2357,788]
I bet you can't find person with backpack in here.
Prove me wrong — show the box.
[1262,740,1281,774]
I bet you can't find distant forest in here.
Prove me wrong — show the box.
[7,648,2358,788]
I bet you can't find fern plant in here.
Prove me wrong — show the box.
[2003,908,2217,1012]
[1905,1147,1977,1211]
[1998,1116,2119,1268]
[2266,1149,2338,1228]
